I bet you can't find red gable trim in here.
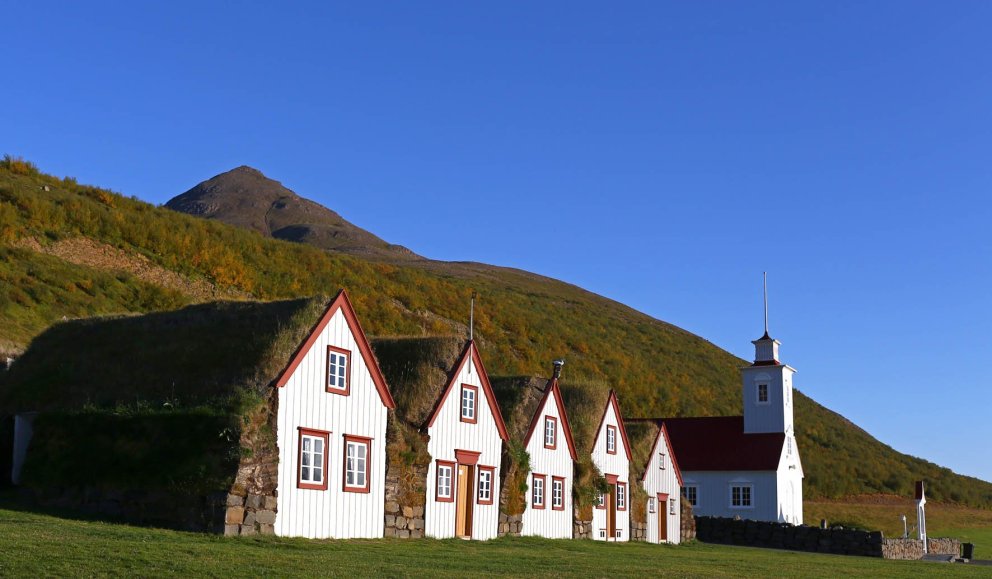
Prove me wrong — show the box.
[425,341,510,441]
[594,390,632,461]
[639,423,684,487]
[455,449,481,465]
[523,379,579,462]
[274,290,395,409]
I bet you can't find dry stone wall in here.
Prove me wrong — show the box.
[383,467,427,538]
[574,512,593,539]
[881,538,961,560]
[631,521,646,541]
[681,501,696,541]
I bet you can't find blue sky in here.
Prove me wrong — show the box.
[4,2,991,483]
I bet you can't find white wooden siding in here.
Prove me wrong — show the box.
[641,430,681,544]
[275,308,388,539]
[425,351,503,540]
[591,401,630,541]
[521,388,573,539]
[741,365,795,435]
[680,470,780,522]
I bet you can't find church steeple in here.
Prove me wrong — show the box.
[741,273,795,434]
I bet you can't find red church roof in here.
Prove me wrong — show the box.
[643,416,784,472]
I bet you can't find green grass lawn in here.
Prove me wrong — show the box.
[0,506,987,578]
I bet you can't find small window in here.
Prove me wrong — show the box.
[787,437,793,455]
[544,416,557,449]
[477,467,495,505]
[606,425,617,454]
[326,346,350,394]
[532,474,546,509]
[460,384,478,423]
[343,435,370,493]
[599,530,606,538]
[615,529,622,539]
[436,461,455,502]
[731,484,753,508]
[659,452,666,470]
[757,383,769,404]
[596,493,605,509]
[297,428,330,490]
[683,486,697,507]
[648,497,656,513]
[670,498,676,515]
[552,477,565,510]
[616,482,627,511]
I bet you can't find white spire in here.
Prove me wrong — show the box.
[763,271,769,337]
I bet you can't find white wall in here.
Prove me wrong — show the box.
[741,365,795,434]
[425,348,503,540]
[275,307,388,539]
[681,470,783,522]
[777,433,804,524]
[591,400,630,542]
[641,430,681,544]
[521,388,573,539]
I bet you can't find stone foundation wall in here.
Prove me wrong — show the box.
[224,491,277,536]
[631,521,646,541]
[881,538,961,560]
[224,395,280,536]
[383,468,427,538]
[681,501,696,541]
[499,513,522,536]
[574,513,593,539]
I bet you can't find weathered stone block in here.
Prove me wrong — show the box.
[255,510,277,525]
[402,506,414,518]
[226,494,244,507]
[244,511,256,527]
[224,524,240,536]
[397,530,410,539]
[259,523,274,535]
[413,506,424,517]
[395,516,407,529]
[413,518,424,530]
[225,507,245,525]
[240,524,257,536]
[247,494,264,510]
[386,501,400,514]
[263,496,278,510]
[411,530,424,539]
[385,515,396,527]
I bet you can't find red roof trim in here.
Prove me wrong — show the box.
[523,379,579,461]
[274,290,395,409]
[425,341,510,441]
[594,390,632,461]
[633,416,785,471]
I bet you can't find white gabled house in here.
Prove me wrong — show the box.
[520,366,578,539]
[424,340,510,540]
[273,290,397,539]
[591,390,633,542]
[639,422,684,544]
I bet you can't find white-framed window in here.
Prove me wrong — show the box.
[670,498,676,515]
[477,467,493,504]
[552,477,564,510]
[298,429,329,490]
[460,385,477,422]
[326,347,350,393]
[615,529,622,538]
[599,529,606,538]
[787,436,793,456]
[731,484,753,508]
[597,493,605,508]
[436,462,454,501]
[606,425,616,454]
[659,451,666,470]
[343,436,369,492]
[648,497,656,513]
[683,485,698,507]
[532,474,546,508]
[544,416,557,448]
[757,383,769,404]
[616,482,627,510]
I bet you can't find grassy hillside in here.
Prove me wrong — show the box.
[1,503,986,578]
[2,156,991,508]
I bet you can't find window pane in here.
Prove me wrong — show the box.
[301,466,310,481]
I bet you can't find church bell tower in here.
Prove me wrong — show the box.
[741,274,795,434]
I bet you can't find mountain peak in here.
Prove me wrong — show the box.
[165,167,420,260]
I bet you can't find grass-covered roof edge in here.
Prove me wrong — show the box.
[628,419,685,486]
[424,340,509,440]
[598,389,633,462]
[522,378,578,461]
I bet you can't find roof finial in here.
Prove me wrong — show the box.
[552,359,565,380]
[469,291,476,342]
[763,272,769,338]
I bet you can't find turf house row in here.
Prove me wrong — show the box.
[3,289,750,543]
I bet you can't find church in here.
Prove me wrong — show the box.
[635,288,804,524]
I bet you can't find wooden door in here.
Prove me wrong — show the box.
[658,493,668,543]
[606,485,616,540]
[455,464,474,538]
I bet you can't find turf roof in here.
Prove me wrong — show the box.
[0,296,331,413]
[370,336,466,428]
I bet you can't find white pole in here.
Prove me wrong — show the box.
[763,272,769,336]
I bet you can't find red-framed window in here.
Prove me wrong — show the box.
[326,345,351,395]
[552,476,565,511]
[459,384,478,424]
[616,482,627,511]
[606,425,617,454]
[343,434,371,493]
[544,416,557,449]
[435,460,455,502]
[297,427,330,490]
[477,466,495,505]
[532,474,546,509]
[596,492,606,510]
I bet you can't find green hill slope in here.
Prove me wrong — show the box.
[1,156,990,508]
